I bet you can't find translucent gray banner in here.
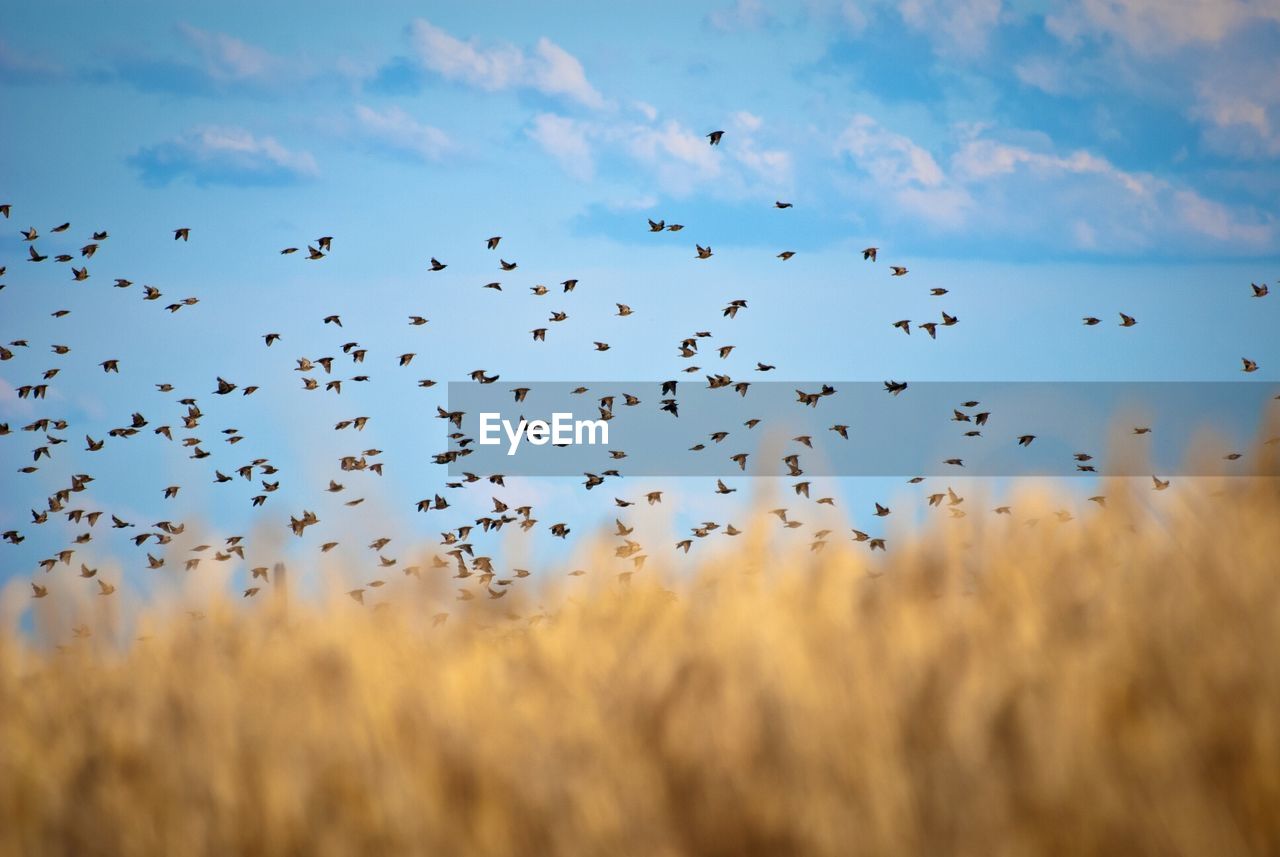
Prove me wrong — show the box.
[444,382,1280,477]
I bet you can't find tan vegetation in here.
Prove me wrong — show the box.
[3,477,1280,857]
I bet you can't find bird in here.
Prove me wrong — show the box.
[775,201,793,209]
[1251,283,1268,297]
[696,245,713,259]
[173,228,190,241]
[429,257,447,271]
[707,130,724,145]
[1119,313,1137,327]
[890,266,907,276]
[1243,358,1259,373]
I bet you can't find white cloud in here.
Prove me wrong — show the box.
[835,114,1275,250]
[633,101,659,122]
[175,23,284,85]
[624,120,724,191]
[950,134,1274,249]
[1172,189,1274,245]
[527,113,595,180]
[526,108,795,198]
[706,0,772,31]
[529,38,605,109]
[1047,0,1280,54]
[732,110,764,132]
[0,378,36,416]
[1072,219,1099,249]
[836,114,948,188]
[839,1,872,34]
[1190,58,1280,158]
[1038,2,1280,161]
[408,19,522,89]
[899,0,1004,56]
[951,137,1151,196]
[734,144,793,187]
[130,126,318,186]
[835,114,972,227]
[604,192,661,211]
[407,19,604,109]
[1013,57,1073,96]
[353,105,452,162]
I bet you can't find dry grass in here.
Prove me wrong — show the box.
[3,477,1280,857]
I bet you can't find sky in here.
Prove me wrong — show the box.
[1,0,1278,609]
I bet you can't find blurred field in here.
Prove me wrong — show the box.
[3,477,1280,857]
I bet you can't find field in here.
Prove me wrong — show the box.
[3,474,1280,857]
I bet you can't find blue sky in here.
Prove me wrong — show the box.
[2,0,1278,609]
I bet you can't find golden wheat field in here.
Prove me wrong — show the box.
[1,475,1278,857]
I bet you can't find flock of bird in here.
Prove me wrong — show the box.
[1,128,1276,627]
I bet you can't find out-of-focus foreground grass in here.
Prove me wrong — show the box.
[3,479,1280,857]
